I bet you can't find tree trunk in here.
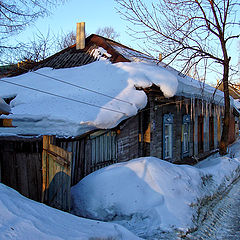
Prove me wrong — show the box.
[219,60,230,155]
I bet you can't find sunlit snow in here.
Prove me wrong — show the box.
[0,60,227,137]
[71,141,240,238]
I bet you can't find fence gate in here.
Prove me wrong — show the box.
[42,135,72,211]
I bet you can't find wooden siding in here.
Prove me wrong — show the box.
[0,137,43,201]
[146,89,224,162]
[116,115,140,162]
[56,130,118,186]
[56,138,86,186]
[42,136,72,211]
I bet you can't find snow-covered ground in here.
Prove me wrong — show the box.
[0,183,140,240]
[71,140,240,239]
[1,142,240,240]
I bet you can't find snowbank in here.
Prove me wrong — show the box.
[0,183,140,240]
[71,141,240,238]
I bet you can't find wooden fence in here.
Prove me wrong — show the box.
[0,136,72,211]
[0,132,118,210]
[0,137,43,201]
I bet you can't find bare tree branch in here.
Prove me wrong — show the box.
[115,0,240,155]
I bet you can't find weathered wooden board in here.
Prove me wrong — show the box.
[42,135,72,211]
[0,139,42,201]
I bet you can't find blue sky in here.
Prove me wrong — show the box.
[14,0,239,84]
[16,0,135,48]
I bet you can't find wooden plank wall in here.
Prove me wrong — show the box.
[56,137,86,186]
[0,137,43,201]
[42,136,72,211]
[116,115,140,162]
[57,131,118,186]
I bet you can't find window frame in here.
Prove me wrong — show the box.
[90,130,117,166]
[182,114,190,157]
[163,113,173,160]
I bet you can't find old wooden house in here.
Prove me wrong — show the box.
[0,22,238,210]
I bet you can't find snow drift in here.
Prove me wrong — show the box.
[71,142,240,238]
[0,183,140,240]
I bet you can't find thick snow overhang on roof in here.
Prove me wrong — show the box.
[0,61,178,137]
[0,60,227,137]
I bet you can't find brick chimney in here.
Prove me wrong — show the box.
[76,22,85,50]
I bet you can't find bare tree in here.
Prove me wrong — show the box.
[18,30,55,62]
[55,26,120,50]
[96,26,120,40]
[0,1,67,39]
[0,0,67,59]
[56,31,76,50]
[116,0,240,155]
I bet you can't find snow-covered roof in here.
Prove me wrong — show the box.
[0,59,227,137]
[111,44,157,64]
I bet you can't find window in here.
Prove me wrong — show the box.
[163,114,173,159]
[182,115,190,157]
[90,130,117,168]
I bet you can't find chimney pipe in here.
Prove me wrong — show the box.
[76,22,85,50]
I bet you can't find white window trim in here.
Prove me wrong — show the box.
[163,113,173,160]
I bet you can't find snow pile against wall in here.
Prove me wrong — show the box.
[0,61,177,136]
[71,141,240,238]
[0,183,140,240]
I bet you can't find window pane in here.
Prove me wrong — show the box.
[164,124,172,158]
[183,123,189,153]
[165,124,169,135]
